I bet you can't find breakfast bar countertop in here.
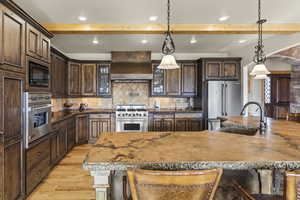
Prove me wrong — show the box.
[83,117,300,171]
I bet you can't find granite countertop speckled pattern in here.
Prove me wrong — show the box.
[83,117,300,171]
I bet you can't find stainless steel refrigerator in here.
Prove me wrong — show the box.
[208,81,242,130]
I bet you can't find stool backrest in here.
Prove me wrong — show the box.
[286,171,300,200]
[127,168,223,200]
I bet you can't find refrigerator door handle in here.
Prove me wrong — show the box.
[225,83,228,116]
[221,83,224,116]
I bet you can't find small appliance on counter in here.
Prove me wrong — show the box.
[79,103,88,112]
[154,101,160,110]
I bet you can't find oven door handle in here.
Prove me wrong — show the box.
[30,104,53,111]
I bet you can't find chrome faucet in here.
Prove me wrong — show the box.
[240,101,266,134]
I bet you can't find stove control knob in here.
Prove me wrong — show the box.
[144,113,147,117]
[132,114,135,117]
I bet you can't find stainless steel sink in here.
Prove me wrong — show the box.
[218,127,258,136]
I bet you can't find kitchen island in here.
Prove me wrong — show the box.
[83,117,300,200]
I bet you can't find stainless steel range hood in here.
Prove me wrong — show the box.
[110,51,153,80]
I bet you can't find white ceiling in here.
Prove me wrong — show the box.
[13,0,300,54]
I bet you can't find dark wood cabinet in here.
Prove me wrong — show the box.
[51,53,67,97]
[203,58,241,80]
[67,118,76,152]
[265,74,291,119]
[82,63,97,96]
[97,64,111,97]
[1,139,23,200]
[76,115,89,145]
[0,5,26,73]
[68,62,82,96]
[152,114,175,132]
[181,63,197,96]
[49,132,59,166]
[165,68,181,96]
[58,125,67,159]
[0,70,24,200]
[152,64,166,96]
[26,24,50,63]
[39,34,50,63]
[89,114,111,144]
[26,137,50,194]
[174,119,188,131]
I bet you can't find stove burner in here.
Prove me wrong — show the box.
[116,109,126,112]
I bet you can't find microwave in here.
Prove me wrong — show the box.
[27,56,50,90]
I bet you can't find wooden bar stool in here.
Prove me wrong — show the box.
[127,168,223,200]
[233,171,300,200]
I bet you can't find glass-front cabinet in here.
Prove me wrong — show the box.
[97,64,111,97]
[152,64,165,95]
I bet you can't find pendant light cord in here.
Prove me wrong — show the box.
[167,0,170,33]
[162,0,176,55]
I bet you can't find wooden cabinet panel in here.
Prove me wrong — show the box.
[51,53,67,97]
[26,138,50,172]
[166,68,181,96]
[26,24,40,59]
[181,63,197,96]
[206,62,222,78]
[189,119,204,131]
[89,117,111,144]
[0,71,23,138]
[82,64,96,96]
[58,126,67,159]
[68,62,81,96]
[1,140,22,200]
[153,118,174,132]
[50,132,59,166]
[0,6,26,73]
[76,115,88,145]
[175,119,188,131]
[67,118,76,152]
[39,34,50,63]
[223,61,239,79]
[273,77,290,104]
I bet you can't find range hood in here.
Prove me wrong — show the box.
[110,51,153,80]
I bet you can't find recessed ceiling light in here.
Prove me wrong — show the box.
[190,38,197,44]
[141,39,148,44]
[239,39,247,44]
[78,16,87,21]
[149,16,158,21]
[219,16,230,22]
[92,39,99,44]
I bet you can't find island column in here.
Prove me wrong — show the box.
[90,170,112,200]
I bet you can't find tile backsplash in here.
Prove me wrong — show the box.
[52,82,193,112]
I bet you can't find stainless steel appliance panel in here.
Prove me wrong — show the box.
[225,81,242,117]
[208,81,224,119]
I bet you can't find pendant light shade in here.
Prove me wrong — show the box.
[158,54,180,69]
[158,0,179,70]
[254,74,268,80]
[250,63,270,76]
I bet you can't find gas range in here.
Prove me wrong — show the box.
[115,105,148,132]
[116,104,148,119]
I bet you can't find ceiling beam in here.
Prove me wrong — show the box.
[43,24,300,34]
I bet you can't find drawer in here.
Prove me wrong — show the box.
[26,138,50,172]
[89,114,111,119]
[26,156,50,194]
[153,114,174,119]
[175,113,203,119]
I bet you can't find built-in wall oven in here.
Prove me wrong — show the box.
[27,57,50,90]
[24,92,52,148]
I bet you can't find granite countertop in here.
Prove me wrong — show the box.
[83,116,300,171]
[51,109,203,124]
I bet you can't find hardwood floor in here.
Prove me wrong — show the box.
[27,144,96,200]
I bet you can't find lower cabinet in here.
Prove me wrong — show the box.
[149,112,203,132]
[67,118,76,151]
[26,137,50,194]
[0,139,23,200]
[76,115,89,145]
[89,114,111,144]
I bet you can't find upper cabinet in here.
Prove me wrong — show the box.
[0,5,26,73]
[181,63,197,96]
[97,63,111,97]
[51,53,67,97]
[26,24,51,63]
[152,64,166,96]
[202,58,241,80]
[68,62,82,96]
[82,63,97,96]
[151,62,197,97]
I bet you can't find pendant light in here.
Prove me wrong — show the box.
[250,0,270,78]
[157,0,179,69]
